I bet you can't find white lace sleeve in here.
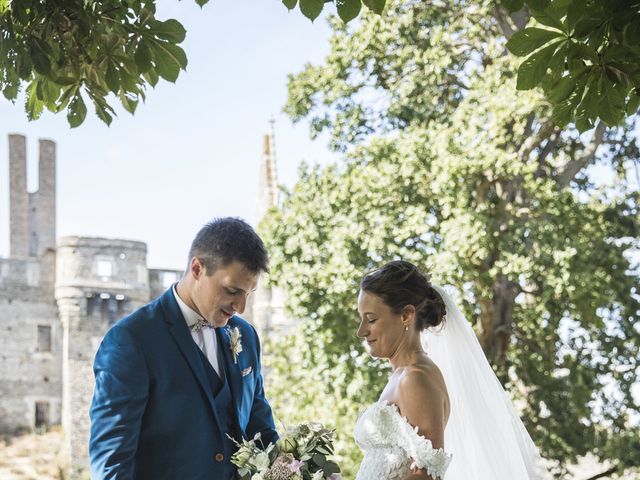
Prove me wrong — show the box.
[391,404,453,479]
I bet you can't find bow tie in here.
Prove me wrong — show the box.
[190,319,213,331]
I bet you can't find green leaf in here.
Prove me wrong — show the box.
[525,0,550,9]
[94,103,114,125]
[88,91,116,126]
[300,0,324,21]
[530,9,565,32]
[337,0,362,23]
[67,93,87,128]
[547,75,575,104]
[41,79,60,105]
[2,67,20,101]
[574,76,599,132]
[626,91,640,116]
[29,38,51,75]
[143,68,159,87]
[148,19,187,43]
[566,40,598,62]
[152,41,187,82]
[598,77,626,126]
[25,81,44,121]
[506,27,563,57]
[545,40,568,82]
[502,0,525,13]
[323,460,340,475]
[55,85,76,112]
[139,6,156,25]
[194,0,209,6]
[362,0,385,14]
[516,41,561,90]
[118,91,138,114]
[565,0,586,32]
[552,75,585,127]
[544,0,571,20]
[622,20,640,47]
[135,41,153,73]
[573,17,603,37]
[105,62,120,93]
[282,0,298,9]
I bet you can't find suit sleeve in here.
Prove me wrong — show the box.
[244,327,279,446]
[89,324,149,480]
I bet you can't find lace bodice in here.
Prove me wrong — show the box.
[354,402,452,480]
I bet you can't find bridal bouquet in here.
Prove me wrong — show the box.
[230,422,341,480]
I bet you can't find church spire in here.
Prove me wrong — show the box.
[257,119,278,221]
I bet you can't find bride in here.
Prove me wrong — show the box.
[353,260,552,480]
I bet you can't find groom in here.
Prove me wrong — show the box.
[89,217,278,479]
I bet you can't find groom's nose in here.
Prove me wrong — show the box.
[232,295,247,314]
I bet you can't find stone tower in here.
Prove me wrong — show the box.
[9,134,56,258]
[55,237,150,479]
[256,124,278,222]
[251,126,289,336]
[0,135,61,436]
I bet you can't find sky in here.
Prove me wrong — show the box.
[0,0,340,269]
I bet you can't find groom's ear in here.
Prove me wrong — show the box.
[190,257,204,279]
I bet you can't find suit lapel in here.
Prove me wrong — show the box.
[159,288,223,434]
[217,323,244,419]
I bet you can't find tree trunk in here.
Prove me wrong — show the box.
[478,275,519,366]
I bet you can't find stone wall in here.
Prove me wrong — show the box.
[148,268,183,300]
[0,255,61,434]
[55,236,151,480]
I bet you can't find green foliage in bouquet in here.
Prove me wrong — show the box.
[230,423,340,480]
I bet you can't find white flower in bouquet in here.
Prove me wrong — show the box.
[253,451,271,472]
[230,421,340,480]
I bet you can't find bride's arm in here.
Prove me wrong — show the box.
[397,369,448,480]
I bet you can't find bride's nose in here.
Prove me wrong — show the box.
[356,321,368,338]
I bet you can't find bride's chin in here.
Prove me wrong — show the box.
[366,349,382,359]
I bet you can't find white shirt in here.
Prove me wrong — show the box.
[172,285,221,377]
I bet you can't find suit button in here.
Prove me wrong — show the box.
[215,453,224,462]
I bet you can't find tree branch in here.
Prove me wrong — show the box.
[534,131,561,178]
[581,465,618,480]
[557,122,607,187]
[518,119,556,163]
[492,4,530,39]
[493,5,516,39]
[522,112,536,139]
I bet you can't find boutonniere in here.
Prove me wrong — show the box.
[227,326,243,364]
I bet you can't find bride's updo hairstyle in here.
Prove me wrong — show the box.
[360,260,446,330]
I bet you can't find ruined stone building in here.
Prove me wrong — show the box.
[0,131,289,479]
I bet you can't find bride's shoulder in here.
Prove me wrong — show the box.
[399,360,448,402]
[395,362,450,443]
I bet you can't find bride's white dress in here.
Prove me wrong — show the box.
[354,401,452,480]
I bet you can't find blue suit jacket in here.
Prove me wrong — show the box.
[89,287,278,480]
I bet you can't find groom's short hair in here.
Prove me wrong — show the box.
[188,217,269,275]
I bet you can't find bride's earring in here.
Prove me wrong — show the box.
[403,324,408,332]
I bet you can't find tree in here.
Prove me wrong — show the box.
[2,0,637,130]
[261,0,640,476]
[0,0,386,127]
[501,0,640,132]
